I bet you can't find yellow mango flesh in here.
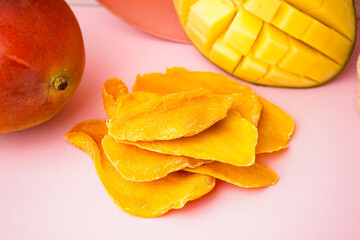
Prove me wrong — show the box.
[64,120,216,218]
[186,0,236,55]
[107,88,233,141]
[133,68,294,153]
[184,161,278,188]
[243,0,281,23]
[133,67,262,126]
[121,111,258,167]
[102,134,209,181]
[174,0,356,87]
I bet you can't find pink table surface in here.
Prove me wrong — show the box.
[1,6,360,240]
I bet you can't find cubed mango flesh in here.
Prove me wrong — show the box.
[174,0,356,88]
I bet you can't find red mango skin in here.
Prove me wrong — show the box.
[0,0,85,133]
[97,0,190,43]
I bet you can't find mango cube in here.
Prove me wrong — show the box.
[234,53,268,82]
[337,5,356,41]
[209,35,243,73]
[223,7,263,55]
[260,66,301,86]
[300,20,331,55]
[252,23,289,65]
[243,0,281,22]
[278,37,318,76]
[271,2,312,39]
[300,20,352,65]
[306,53,342,82]
[326,29,353,65]
[283,0,323,10]
[186,0,236,56]
[306,0,347,36]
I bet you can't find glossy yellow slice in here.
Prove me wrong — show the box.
[133,68,294,153]
[184,161,278,188]
[133,67,262,126]
[121,111,258,167]
[108,88,233,141]
[102,134,208,182]
[64,120,216,218]
[256,97,295,153]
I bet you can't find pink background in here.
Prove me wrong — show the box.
[1,6,360,240]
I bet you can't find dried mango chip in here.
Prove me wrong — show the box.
[184,162,278,188]
[102,134,210,182]
[133,67,262,126]
[256,97,295,153]
[108,88,233,141]
[64,120,216,218]
[133,67,294,153]
[121,111,258,167]
[101,78,129,118]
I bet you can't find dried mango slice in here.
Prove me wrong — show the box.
[256,97,295,153]
[101,78,129,118]
[65,119,107,162]
[184,162,278,188]
[102,134,210,182]
[133,67,262,126]
[64,120,216,218]
[108,89,233,141]
[121,111,258,167]
[133,67,294,153]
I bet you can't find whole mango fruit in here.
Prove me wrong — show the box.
[0,0,85,133]
[174,0,357,88]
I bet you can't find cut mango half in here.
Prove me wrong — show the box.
[174,0,356,87]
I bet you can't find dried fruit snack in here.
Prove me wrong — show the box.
[66,68,294,218]
[65,120,216,218]
[120,111,258,167]
[256,97,295,153]
[133,67,294,153]
[184,162,278,188]
[102,134,210,181]
[107,88,234,141]
[101,76,282,188]
[133,67,262,125]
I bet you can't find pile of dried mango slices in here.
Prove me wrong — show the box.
[65,67,294,218]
